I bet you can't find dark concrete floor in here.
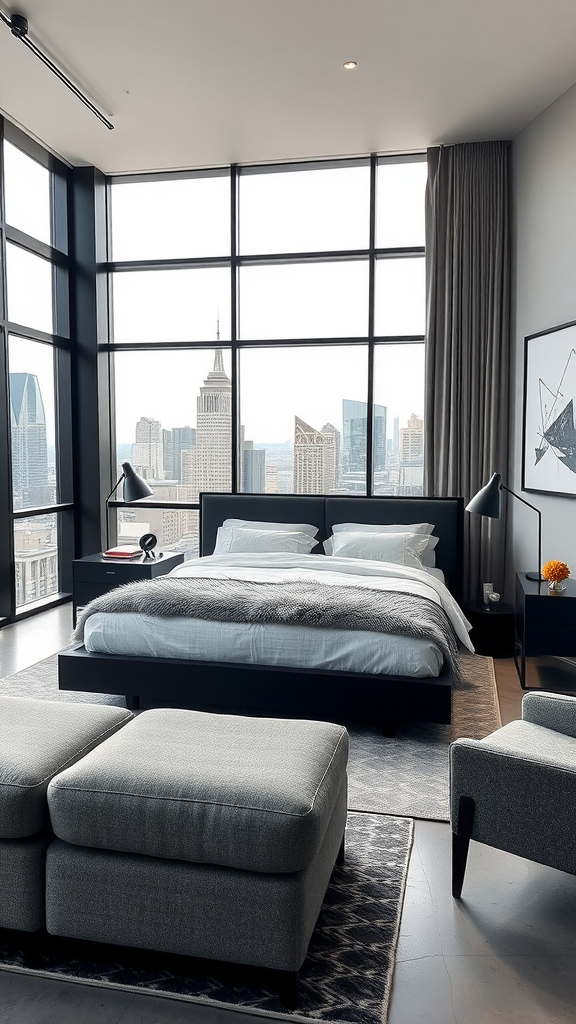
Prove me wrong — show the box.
[2,602,576,1023]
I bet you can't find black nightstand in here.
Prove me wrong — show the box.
[72,551,184,626]
[464,600,515,658]
[515,572,576,690]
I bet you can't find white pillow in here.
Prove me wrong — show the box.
[330,530,430,567]
[328,522,438,565]
[214,527,316,555]
[222,518,319,539]
[331,521,435,536]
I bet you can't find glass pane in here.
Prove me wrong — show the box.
[374,257,425,336]
[114,349,232,556]
[110,175,231,260]
[14,513,59,609]
[239,165,370,254]
[9,336,58,510]
[112,268,231,343]
[239,262,368,340]
[373,344,425,495]
[6,243,54,334]
[376,159,427,248]
[3,141,51,245]
[239,346,369,494]
[116,509,200,561]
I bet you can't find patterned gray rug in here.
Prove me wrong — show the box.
[0,812,413,1024]
[0,650,500,820]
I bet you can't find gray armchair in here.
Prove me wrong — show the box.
[450,691,576,898]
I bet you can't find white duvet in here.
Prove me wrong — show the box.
[84,552,474,677]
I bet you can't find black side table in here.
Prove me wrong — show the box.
[72,550,184,626]
[464,600,515,658]
[515,572,576,689]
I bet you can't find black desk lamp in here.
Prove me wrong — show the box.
[104,461,153,551]
[466,472,544,582]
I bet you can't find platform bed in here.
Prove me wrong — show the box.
[58,494,464,726]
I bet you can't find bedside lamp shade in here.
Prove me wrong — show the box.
[466,472,543,582]
[465,472,502,518]
[104,462,153,550]
[121,462,153,502]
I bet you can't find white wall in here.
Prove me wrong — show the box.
[510,82,576,580]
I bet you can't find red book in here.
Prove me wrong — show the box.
[103,546,142,559]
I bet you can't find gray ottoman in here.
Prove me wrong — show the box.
[0,695,132,932]
[46,709,348,991]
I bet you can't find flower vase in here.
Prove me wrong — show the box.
[548,580,567,592]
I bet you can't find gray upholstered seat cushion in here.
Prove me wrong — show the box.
[0,696,133,840]
[450,717,576,874]
[48,708,349,873]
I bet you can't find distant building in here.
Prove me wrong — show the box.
[294,416,337,494]
[342,399,387,481]
[171,426,196,483]
[14,519,58,608]
[188,349,232,499]
[243,440,266,493]
[10,372,51,508]
[398,413,424,494]
[162,429,174,479]
[134,417,163,480]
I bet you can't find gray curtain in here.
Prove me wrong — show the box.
[424,141,511,602]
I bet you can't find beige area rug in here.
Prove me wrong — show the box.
[0,651,501,821]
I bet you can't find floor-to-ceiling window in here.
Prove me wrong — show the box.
[0,120,74,621]
[105,155,426,558]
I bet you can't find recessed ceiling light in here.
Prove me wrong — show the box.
[343,61,358,70]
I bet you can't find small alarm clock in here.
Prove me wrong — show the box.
[139,533,157,559]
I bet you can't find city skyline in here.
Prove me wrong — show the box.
[124,349,423,500]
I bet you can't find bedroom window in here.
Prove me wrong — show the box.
[0,121,74,622]
[106,154,426,557]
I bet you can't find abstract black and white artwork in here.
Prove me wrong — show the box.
[523,320,576,497]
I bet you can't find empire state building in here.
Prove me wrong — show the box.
[190,349,231,498]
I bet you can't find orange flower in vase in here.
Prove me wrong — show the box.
[542,560,570,592]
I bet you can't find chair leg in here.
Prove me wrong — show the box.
[277,968,300,1009]
[452,795,475,899]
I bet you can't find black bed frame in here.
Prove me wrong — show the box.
[58,494,464,726]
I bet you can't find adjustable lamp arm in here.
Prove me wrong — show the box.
[500,484,542,583]
[105,473,125,504]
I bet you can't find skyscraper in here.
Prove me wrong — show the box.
[243,440,266,493]
[342,399,387,478]
[134,417,163,480]
[171,426,196,483]
[399,413,424,494]
[294,416,336,494]
[10,372,50,508]
[188,349,232,499]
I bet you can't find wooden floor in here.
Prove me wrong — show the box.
[1,605,576,1024]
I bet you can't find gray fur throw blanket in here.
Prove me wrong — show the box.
[73,576,461,682]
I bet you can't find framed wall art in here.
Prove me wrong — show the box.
[523,319,576,497]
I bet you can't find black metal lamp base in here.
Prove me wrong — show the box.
[525,571,546,581]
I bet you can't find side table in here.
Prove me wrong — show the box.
[72,551,185,626]
[515,572,576,690]
[464,600,515,658]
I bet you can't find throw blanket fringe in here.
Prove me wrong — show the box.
[73,576,462,683]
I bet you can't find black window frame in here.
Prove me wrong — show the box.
[0,118,74,623]
[103,154,426,544]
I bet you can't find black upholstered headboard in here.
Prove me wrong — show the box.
[200,494,328,556]
[200,493,464,603]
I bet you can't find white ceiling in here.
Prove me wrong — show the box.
[1,0,576,174]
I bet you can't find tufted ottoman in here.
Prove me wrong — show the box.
[46,708,348,1000]
[0,695,133,933]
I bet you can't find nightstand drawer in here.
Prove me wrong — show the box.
[524,624,576,657]
[74,560,146,584]
[525,594,576,627]
[74,581,119,606]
